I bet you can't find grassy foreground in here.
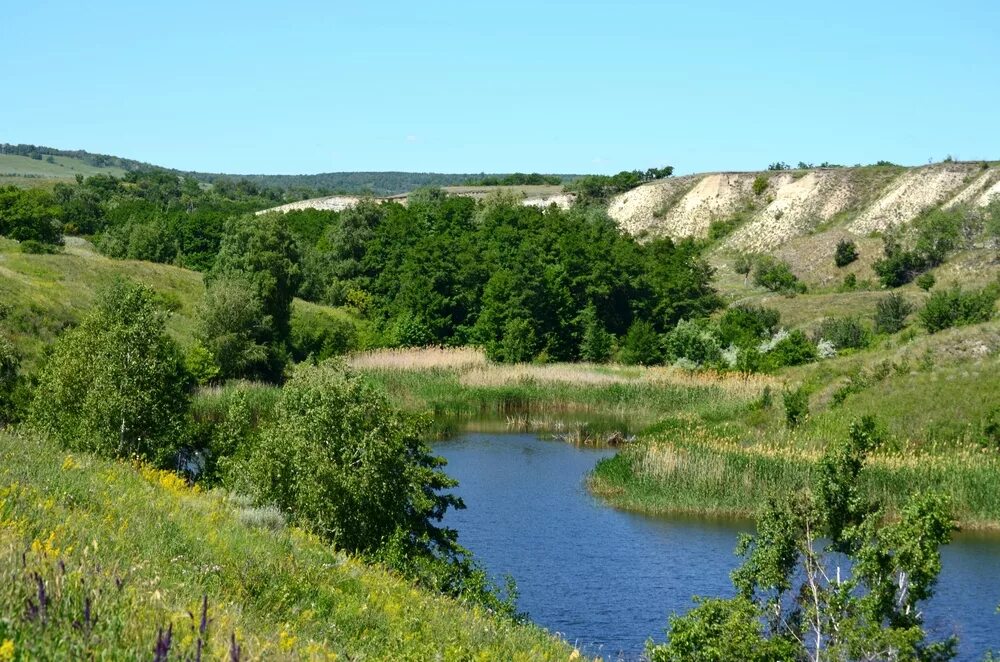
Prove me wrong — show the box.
[0,430,578,660]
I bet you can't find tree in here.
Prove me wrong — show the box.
[650,418,957,662]
[0,186,62,244]
[30,279,191,463]
[197,277,273,380]
[578,303,614,363]
[619,320,662,365]
[209,214,301,379]
[240,361,461,556]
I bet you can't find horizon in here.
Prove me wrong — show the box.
[3,1,999,175]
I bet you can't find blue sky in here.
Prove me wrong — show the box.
[2,1,998,175]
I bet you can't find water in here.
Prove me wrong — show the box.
[435,432,1000,660]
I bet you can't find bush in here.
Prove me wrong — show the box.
[733,253,754,282]
[717,305,781,348]
[30,279,191,464]
[662,320,722,367]
[768,329,818,367]
[753,257,805,294]
[240,362,459,556]
[913,208,961,267]
[19,239,60,254]
[916,272,936,292]
[0,336,19,424]
[873,292,915,334]
[873,237,925,288]
[783,387,809,428]
[751,175,769,196]
[919,284,998,333]
[618,320,662,365]
[834,239,858,267]
[290,306,358,362]
[813,317,870,350]
[842,273,857,291]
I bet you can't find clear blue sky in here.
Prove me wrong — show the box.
[3,1,998,175]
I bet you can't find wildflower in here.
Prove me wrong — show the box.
[0,639,14,662]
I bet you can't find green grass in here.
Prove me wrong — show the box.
[0,430,578,660]
[0,153,126,186]
[0,238,365,369]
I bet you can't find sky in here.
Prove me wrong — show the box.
[2,1,999,175]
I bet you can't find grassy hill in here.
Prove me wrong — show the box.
[1,143,581,195]
[0,430,575,659]
[0,153,126,187]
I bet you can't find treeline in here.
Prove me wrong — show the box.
[461,173,564,186]
[0,170,297,270]
[567,166,674,201]
[1,143,151,170]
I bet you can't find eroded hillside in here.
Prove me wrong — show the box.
[608,162,1000,251]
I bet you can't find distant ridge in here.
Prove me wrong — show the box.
[0,143,581,196]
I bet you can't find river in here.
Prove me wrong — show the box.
[434,432,1000,660]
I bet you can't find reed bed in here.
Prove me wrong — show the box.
[347,346,488,371]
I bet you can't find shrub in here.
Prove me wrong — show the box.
[662,320,722,367]
[717,305,781,348]
[914,208,961,267]
[814,317,870,350]
[618,320,662,365]
[290,306,358,362]
[19,239,59,254]
[240,362,459,556]
[768,329,818,367]
[916,272,936,292]
[874,292,914,334]
[733,253,754,283]
[783,387,808,428]
[834,239,858,267]
[30,279,191,463]
[918,284,998,333]
[751,175,769,196]
[842,273,857,291]
[873,236,924,288]
[0,336,19,424]
[753,256,806,294]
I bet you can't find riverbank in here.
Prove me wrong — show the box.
[350,347,1000,531]
[0,429,580,659]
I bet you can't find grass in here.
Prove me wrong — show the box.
[0,237,365,369]
[0,153,126,185]
[0,429,580,660]
[349,348,773,437]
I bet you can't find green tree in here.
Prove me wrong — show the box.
[0,186,62,244]
[30,279,191,463]
[619,320,662,365]
[240,361,461,556]
[209,214,301,379]
[578,303,614,363]
[197,277,273,380]
[650,418,957,662]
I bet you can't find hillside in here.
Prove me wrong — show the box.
[0,430,576,659]
[1,143,580,195]
[608,161,1000,251]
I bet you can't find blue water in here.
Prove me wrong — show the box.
[435,432,1000,660]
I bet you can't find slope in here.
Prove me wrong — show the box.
[0,430,576,660]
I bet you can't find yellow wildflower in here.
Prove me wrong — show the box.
[0,639,13,661]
